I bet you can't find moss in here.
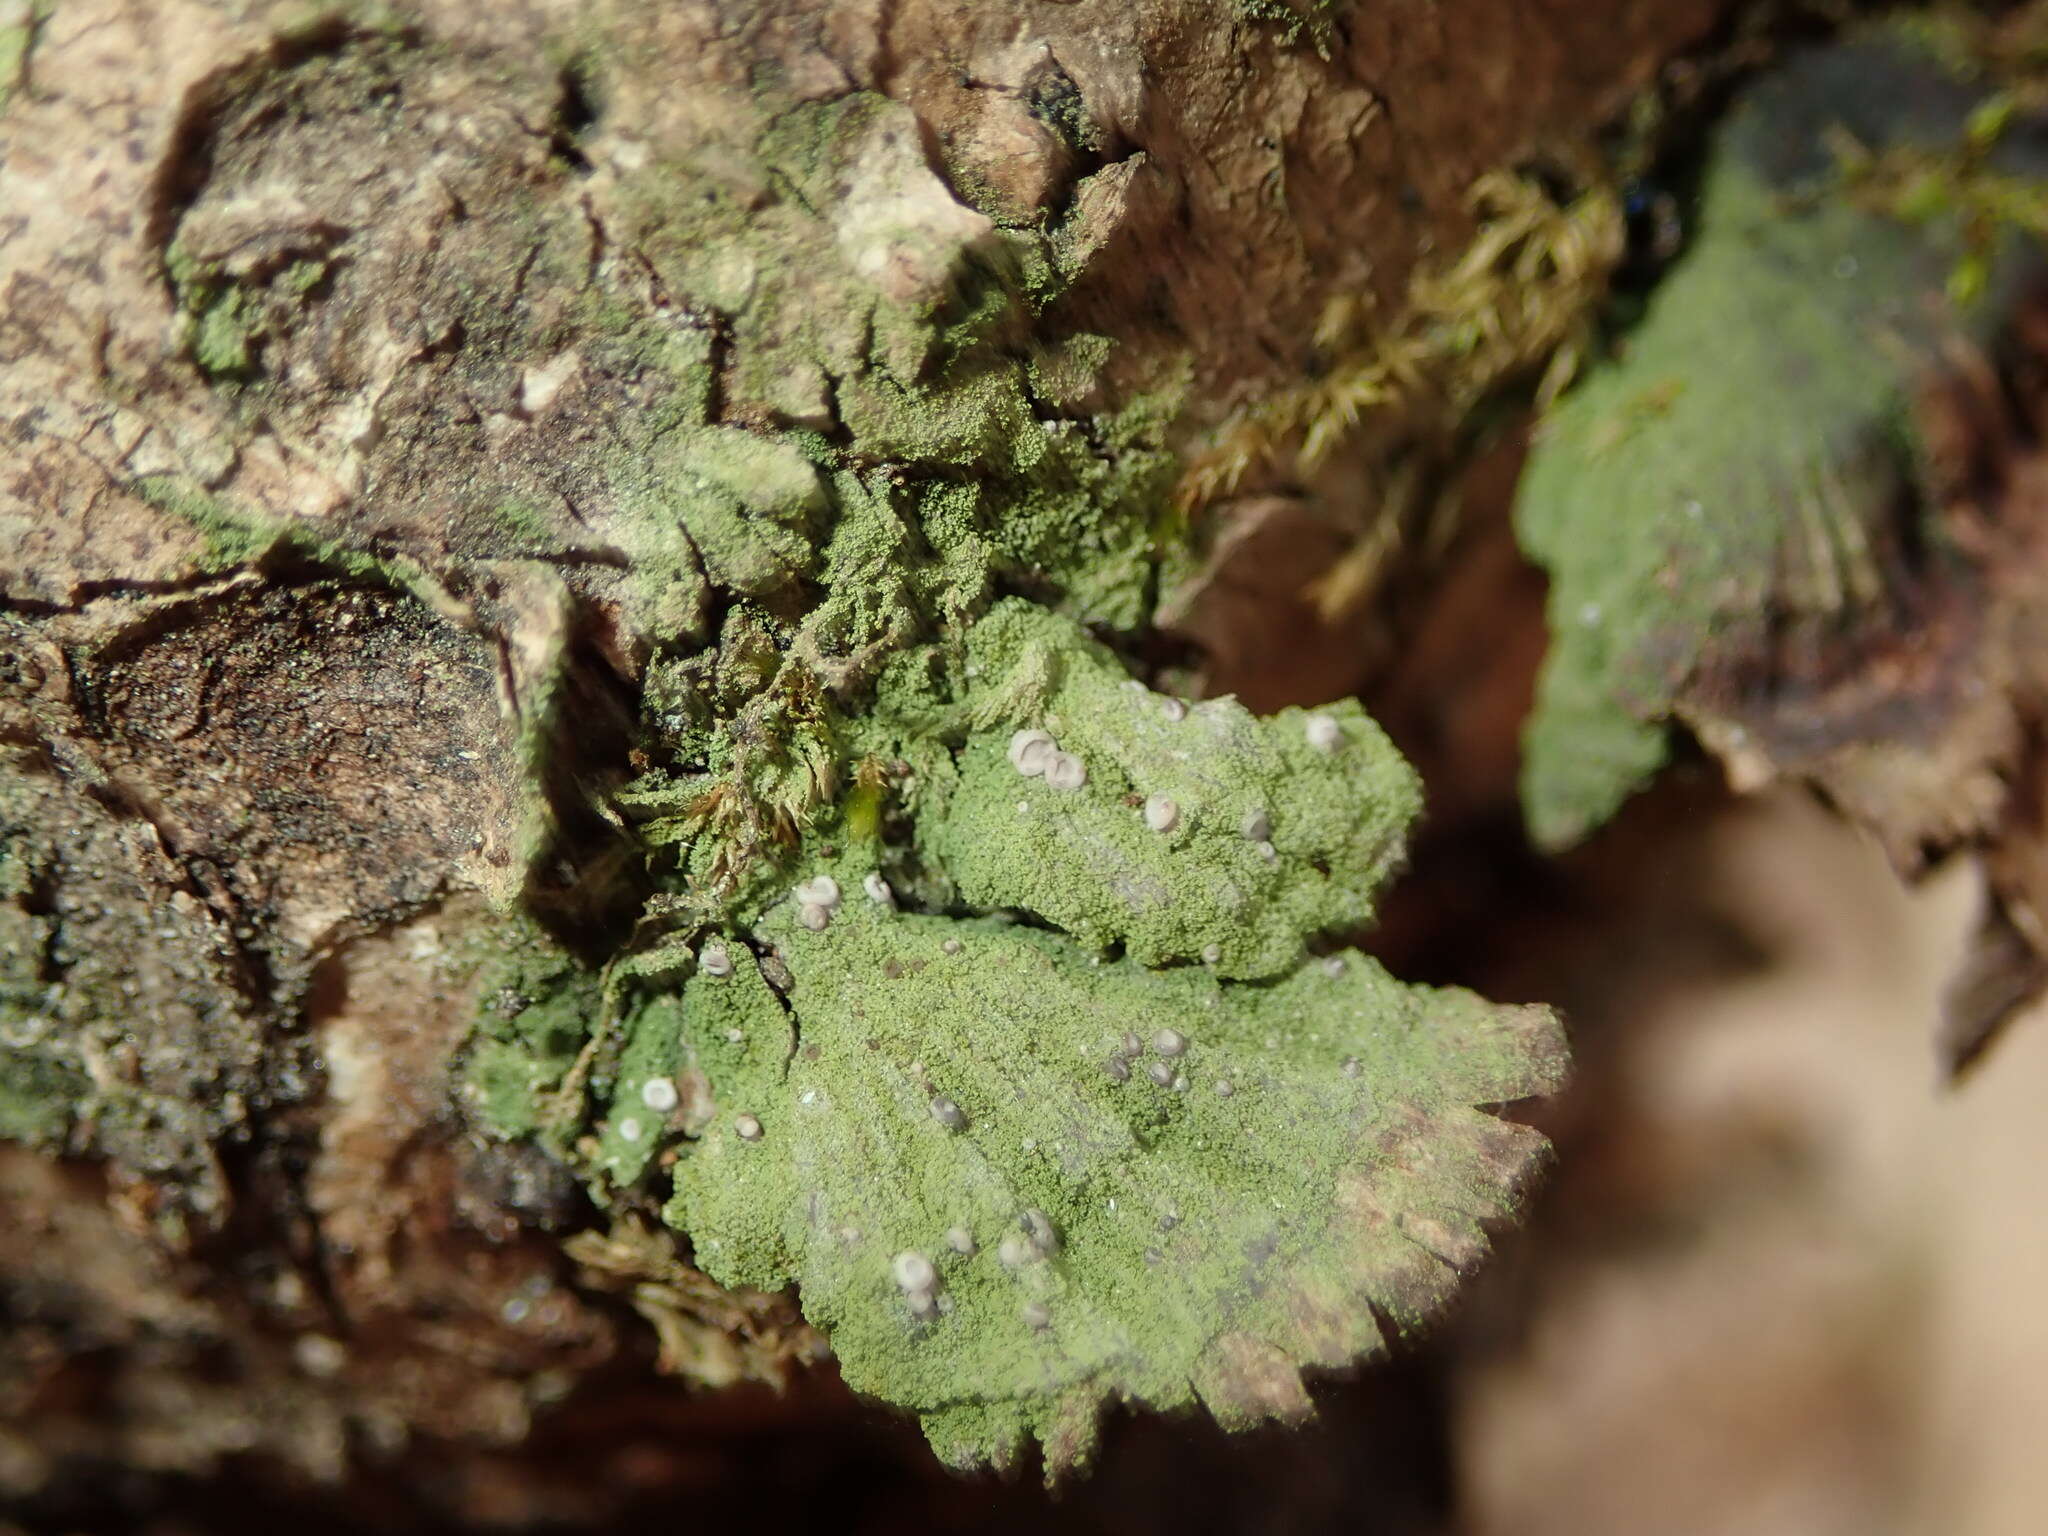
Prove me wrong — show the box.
[1836,85,2048,304]
[1175,168,1622,625]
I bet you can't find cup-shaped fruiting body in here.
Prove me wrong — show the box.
[1240,808,1272,842]
[1144,1059,1174,1087]
[795,875,842,910]
[892,1250,937,1293]
[1103,1055,1131,1082]
[1304,713,1344,753]
[640,1077,680,1112]
[946,1226,977,1256]
[799,902,832,932]
[701,943,734,978]
[1153,1028,1187,1058]
[1043,751,1087,790]
[1008,728,1057,777]
[863,872,895,906]
[1159,696,1188,723]
[929,1095,966,1131]
[1143,793,1180,833]
[734,1112,764,1141]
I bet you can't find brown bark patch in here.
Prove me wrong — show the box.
[71,580,518,973]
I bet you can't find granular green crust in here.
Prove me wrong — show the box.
[663,899,1560,1475]
[905,601,1420,978]
[1515,30,2048,847]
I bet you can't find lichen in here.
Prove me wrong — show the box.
[462,918,608,1146]
[0,774,83,1145]
[168,249,333,381]
[320,50,1566,1471]
[1513,30,2048,847]
[661,892,1559,1475]
[898,601,1420,977]
[4,11,1567,1471]
[512,600,1542,1474]
[0,723,270,1217]
[131,474,389,580]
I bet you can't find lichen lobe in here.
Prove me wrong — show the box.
[661,889,1561,1477]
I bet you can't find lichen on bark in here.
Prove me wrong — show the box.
[657,870,1559,1476]
[1515,26,2048,850]
[0,0,1750,1493]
